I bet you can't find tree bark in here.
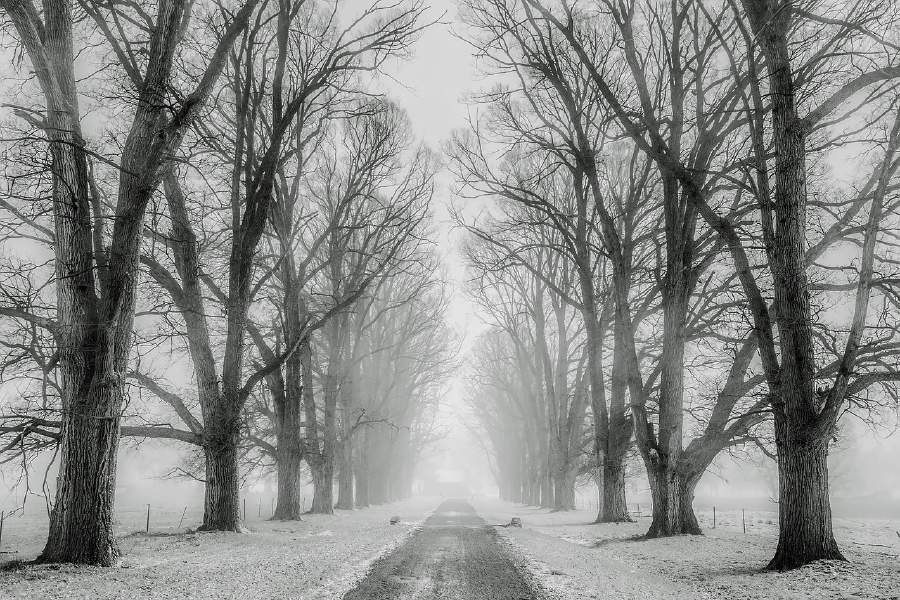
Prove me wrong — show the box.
[273,446,304,520]
[677,471,702,535]
[601,462,631,523]
[354,428,370,508]
[309,457,334,514]
[768,426,844,569]
[603,315,633,522]
[335,433,354,509]
[199,430,242,531]
[739,0,847,568]
[39,386,121,565]
[645,461,702,537]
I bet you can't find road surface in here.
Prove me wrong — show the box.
[342,498,541,600]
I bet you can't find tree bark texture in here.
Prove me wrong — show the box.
[602,462,631,523]
[273,445,305,520]
[768,424,843,569]
[200,433,242,531]
[39,388,122,565]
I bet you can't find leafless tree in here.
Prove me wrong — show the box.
[0,0,259,564]
[133,4,429,529]
[527,0,900,568]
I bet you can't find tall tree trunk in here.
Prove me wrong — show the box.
[309,456,334,514]
[336,434,354,509]
[644,280,692,538]
[509,452,523,502]
[643,170,694,537]
[602,317,633,522]
[39,384,122,565]
[271,335,304,520]
[552,464,577,511]
[602,461,631,523]
[273,446,304,520]
[676,471,702,535]
[540,445,553,509]
[200,428,242,531]
[768,423,843,569]
[303,334,333,515]
[739,0,846,569]
[354,428,370,508]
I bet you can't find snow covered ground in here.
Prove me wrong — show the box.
[2,494,897,599]
[0,496,441,599]
[471,496,900,600]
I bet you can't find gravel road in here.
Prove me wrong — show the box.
[342,498,541,600]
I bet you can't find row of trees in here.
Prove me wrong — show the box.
[457,0,900,570]
[0,0,452,566]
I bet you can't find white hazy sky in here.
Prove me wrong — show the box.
[373,0,489,339]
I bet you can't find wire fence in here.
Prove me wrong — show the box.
[112,495,303,533]
[573,498,777,533]
[0,495,296,554]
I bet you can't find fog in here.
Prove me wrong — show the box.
[1,2,900,591]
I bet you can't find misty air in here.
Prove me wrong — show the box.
[0,0,898,599]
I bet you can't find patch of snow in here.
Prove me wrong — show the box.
[470,496,900,600]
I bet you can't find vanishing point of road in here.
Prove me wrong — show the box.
[342,498,541,600]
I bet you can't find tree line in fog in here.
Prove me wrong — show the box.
[455,0,900,571]
[0,0,455,566]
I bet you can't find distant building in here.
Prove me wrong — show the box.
[426,468,470,497]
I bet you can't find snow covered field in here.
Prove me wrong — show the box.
[1,494,897,599]
[0,496,441,600]
[471,496,900,600]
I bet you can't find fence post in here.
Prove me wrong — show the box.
[178,507,187,530]
[0,510,4,549]
[271,498,275,516]
[742,509,746,533]
[243,498,246,521]
[713,506,716,529]
[258,498,261,518]
[146,504,150,533]
[302,497,306,512]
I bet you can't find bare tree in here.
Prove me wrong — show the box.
[132,3,428,529]
[0,0,259,564]
[527,0,900,568]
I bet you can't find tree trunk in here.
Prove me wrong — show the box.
[370,460,388,504]
[540,459,553,509]
[645,461,701,537]
[273,447,304,520]
[354,428,370,508]
[768,432,844,569]
[604,316,633,523]
[552,466,576,511]
[676,471,702,535]
[530,464,541,506]
[199,433,242,531]
[355,469,370,507]
[309,457,334,514]
[39,385,121,565]
[601,461,631,522]
[336,437,354,509]
[509,457,523,502]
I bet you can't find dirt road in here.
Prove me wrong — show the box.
[342,498,541,600]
